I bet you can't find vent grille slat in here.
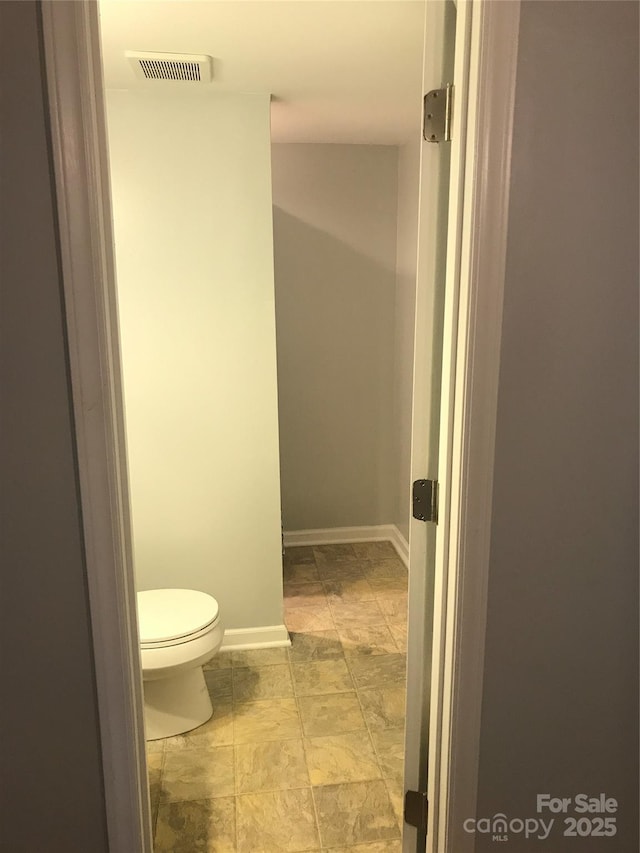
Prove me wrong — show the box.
[127,52,212,84]
[139,59,202,81]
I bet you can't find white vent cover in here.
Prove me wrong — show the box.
[126,51,213,84]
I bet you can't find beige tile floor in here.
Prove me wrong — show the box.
[148,542,408,853]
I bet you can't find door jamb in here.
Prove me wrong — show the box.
[427,1,521,850]
[40,1,521,851]
[40,2,151,851]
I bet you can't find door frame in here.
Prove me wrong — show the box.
[40,1,520,850]
[425,2,521,849]
[41,2,151,851]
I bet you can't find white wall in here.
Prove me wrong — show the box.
[271,144,399,531]
[392,139,421,542]
[106,91,285,634]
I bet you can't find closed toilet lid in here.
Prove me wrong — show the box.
[137,589,219,645]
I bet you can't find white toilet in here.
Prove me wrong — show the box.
[137,588,224,740]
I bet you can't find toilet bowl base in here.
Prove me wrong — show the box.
[143,665,213,740]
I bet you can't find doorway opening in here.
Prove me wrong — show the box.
[42,0,524,847]
[98,0,429,850]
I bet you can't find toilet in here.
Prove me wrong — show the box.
[137,588,224,740]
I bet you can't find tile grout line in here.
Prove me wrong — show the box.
[287,545,389,850]
[339,602,406,841]
[287,551,326,852]
[319,545,404,843]
[151,740,166,845]
[230,681,239,850]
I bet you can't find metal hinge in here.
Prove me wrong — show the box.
[405,789,429,829]
[423,84,453,143]
[412,479,438,523]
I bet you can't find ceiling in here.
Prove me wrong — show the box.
[98,1,425,144]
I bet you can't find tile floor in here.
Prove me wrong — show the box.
[148,541,408,853]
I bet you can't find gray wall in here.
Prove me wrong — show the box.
[0,3,109,851]
[475,2,639,850]
[271,144,400,531]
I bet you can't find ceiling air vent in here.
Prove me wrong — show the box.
[126,51,213,84]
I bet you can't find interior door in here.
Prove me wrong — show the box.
[403,2,471,851]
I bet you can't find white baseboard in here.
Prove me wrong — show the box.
[388,526,410,568]
[221,624,290,652]
[283,524,410,569]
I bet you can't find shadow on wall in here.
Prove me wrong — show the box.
[273,206,398,531]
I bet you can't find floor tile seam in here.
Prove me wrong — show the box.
[365,572,404,592]
[234,781,317,798]
[284,598,331,609]
[284,598,333,610]
[232,693,304,745]
[146,741,166,758]
[302,721,367,738]
[327,601,386,627]
[298,709,325,849]
[309,779,402,849]
[288,651,321,828]
[339,631,402,658]
[230,693,299,708]
[230,658,291,669]
[307,762,384,787]
[284,604,338,632]
[232,688,296,704]
[309,781,329,849]
[288,633,352,689]
[326,587,383,606]
[382,777,405,832]
[306,729,384,785]
[294,685,357,700]
[288,648,329,850]
[232,734,307,754]
[320,576,376,590]
[154,797,238,851]
[384,625,408,640]
[150,750,164,846]
[164,739,234,754]
[159,786,236,806]
[368,727,407,781]
[156,792,237,808]
[380,611,408,627]
[302,729,380,749]
[371,588,409,604]
[150,744,167,819]
[288,650,348,665]
[284,581,329,594]
[323,591,376,602]
[342,653,396,784]
[379,612,406,638]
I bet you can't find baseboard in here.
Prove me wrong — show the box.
[388,526,410,568]
[221,624,291,652]
[283,524,410,568]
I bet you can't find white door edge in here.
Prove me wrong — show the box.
[40,3,151,851]
[427,1,521,851]
[404,2,466,851]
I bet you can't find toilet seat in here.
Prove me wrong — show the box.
[138,588,220,649]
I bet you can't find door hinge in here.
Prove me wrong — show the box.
[412,479,438,523]
[423,83,453,143]
[405,789,429,829]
